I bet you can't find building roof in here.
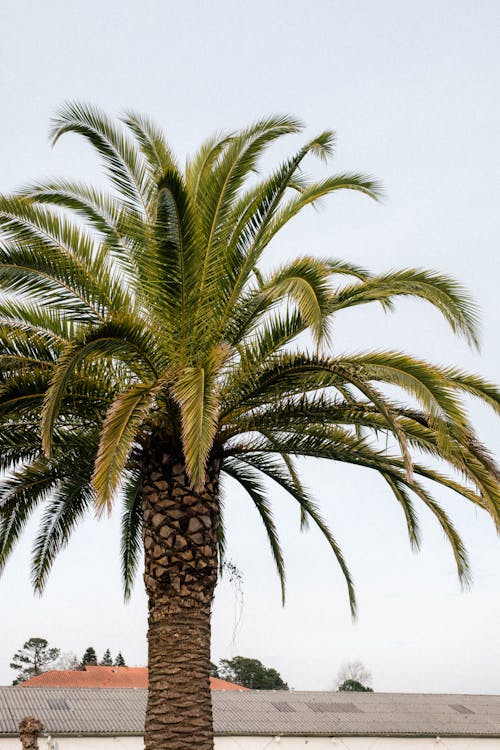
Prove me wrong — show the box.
[20,667,244,692]
[0,688,499,737]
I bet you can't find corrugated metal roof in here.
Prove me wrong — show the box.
[0,688,499,737]
[211,691,500,737]
[0,688,145,736]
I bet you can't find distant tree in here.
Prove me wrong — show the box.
[209,662,220,678]
[10,637,59,684]
[81,647,98,667]
[100,649,113,666]
[51,651,80,670]
[114,652,126,667]
[218,656,288,690]
[336,661,373,692]
[338,679,373,692]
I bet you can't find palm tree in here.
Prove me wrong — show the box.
[0,103,499,750]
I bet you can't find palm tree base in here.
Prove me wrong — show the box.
[146,604,214,750]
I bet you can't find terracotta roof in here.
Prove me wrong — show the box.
[21,667,148,688]
[20,666,246,691]
[210,677,247,691]
[1,688,499,737]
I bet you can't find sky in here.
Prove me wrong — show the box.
[0,0,499,692]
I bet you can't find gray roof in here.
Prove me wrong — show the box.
[0,688,499,738]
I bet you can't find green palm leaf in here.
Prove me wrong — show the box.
[92,382,158,510]
[120,470,142,601]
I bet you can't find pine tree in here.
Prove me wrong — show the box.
[100,648,113,666]
[10,637,59,685]
[81,647,98,667]
[114,652,126,667]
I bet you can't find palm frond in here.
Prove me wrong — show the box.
[0,298,79,342]
[223,457,286,604]
[41,319,160,455]
[193,115,303,319]
[333,269,480,347]
[146,169,199,354]
[172,350,224,488]
[0,461,59,574]
[262,173,382,246]
[120,470,142,600]
[259,257,334,345]
[442,368,500,414]
[31,472,94,593]
[122,111,179,180]
[92,382,158,510]
[402,478,471,587]
[50,101,152,215]
[381,473,421,551]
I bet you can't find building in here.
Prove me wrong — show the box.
[20,666,245,691]
[0,687,499,749]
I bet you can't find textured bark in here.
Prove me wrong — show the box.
[18,717,44,749]
[142,445,220,750]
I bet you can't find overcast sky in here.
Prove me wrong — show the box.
[0,0,499,692]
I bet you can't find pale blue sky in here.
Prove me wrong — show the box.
[0,0,499,691]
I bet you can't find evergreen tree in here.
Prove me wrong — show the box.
[10,637,59,685]
[114,652,126,667]
[100,648,113,666]
[81,647,98,667]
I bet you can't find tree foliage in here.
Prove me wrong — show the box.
[81,647,97,667]
[338,679,373,692]
[114,652,126,667]
[0,103,499,619]
[100,648,113,666]
[10,637,59,684]
[217,656,288,690]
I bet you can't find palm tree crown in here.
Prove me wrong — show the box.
[1,103,499,618]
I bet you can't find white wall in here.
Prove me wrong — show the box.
[1,737,499,750]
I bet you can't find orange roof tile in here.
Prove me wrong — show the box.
[209,677,248,691]
[20,666,247,691]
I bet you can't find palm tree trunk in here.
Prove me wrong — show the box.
[142,448,220,750]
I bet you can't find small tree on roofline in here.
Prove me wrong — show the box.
[81,647,98,667]
[100,649,113,666]
[114,652,126,667]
